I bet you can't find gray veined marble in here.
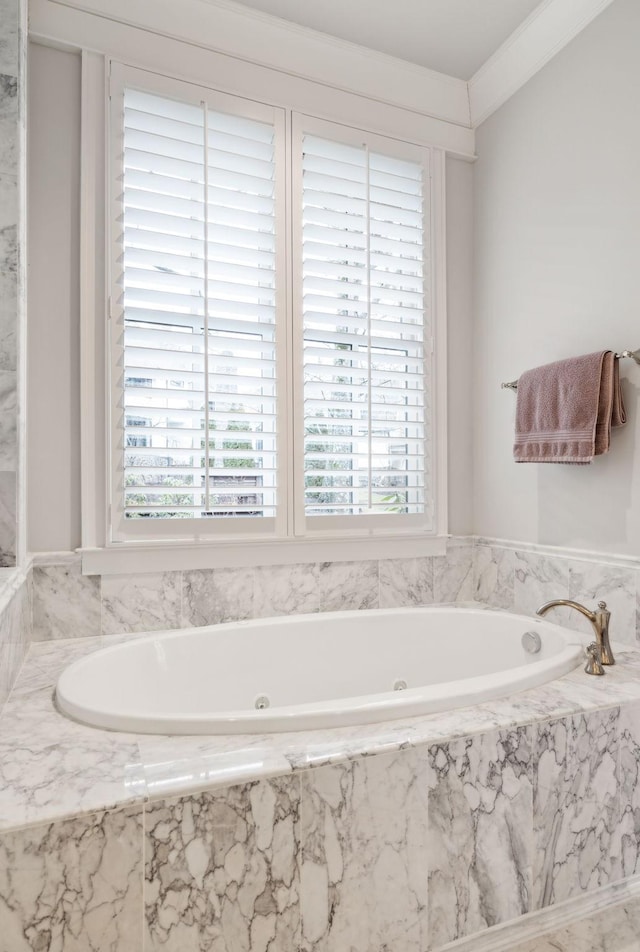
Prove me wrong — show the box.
[32,560,101,640]
[0,726,146,833]
[317,560,378,612]
[0,411,16,469]
[433,543,475,603]
[253,562,320,618]
[0,0,18,77]
[101,571,181,635]
[0,73,17,173]
[379,556,434,608]
[0,574,29,705]
[0,269,17,372]
[568,559,638,645]
[533,709,621,910]
[144,777,300,952]
[618,701,640,878]
[474,544,516,610]
[0,471,16,566]
[299,749,429,952]
[182,566,254,627]
[514,549,570,619]
[0,172,17,273]
[0,806,143,952]
[427,726,533,947]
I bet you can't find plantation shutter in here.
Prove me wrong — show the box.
[118,87,279,526]
[300,132,430,522]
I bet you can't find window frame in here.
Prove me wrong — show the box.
[81,53,449,571]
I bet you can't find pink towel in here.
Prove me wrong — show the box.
[514,350,626,464]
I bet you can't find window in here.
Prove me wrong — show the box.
[295,119,431,535]
[109,65,441,546]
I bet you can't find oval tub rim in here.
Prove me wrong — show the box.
[55,606,587,735]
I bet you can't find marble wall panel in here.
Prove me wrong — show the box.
[144,777,300,952]
[514,549,570,619]
[0,0,18,77]
[255,562,320,617]
[0,806,143,952]
[0,573,29,706]
[0,73,17,172]
[427,727,533,947]
[0,471,16,566]
[0,269,17,372]
[102,572,181,635]
[0,172,17,273]
[619,701,640,878]
[299,749,429,952]
[433,543,475,602]
[182,567,254,626]
[477,542,640,643]
[32,560,101,640]
[533,709,621,910]
[474,544,515,610]
[0,1,19,568]
[568,560,638,645]
[317,560,378,613]
[379,556,434,608]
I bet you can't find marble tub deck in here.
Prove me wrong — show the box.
[3,631,640,835]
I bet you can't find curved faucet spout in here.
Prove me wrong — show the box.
[536,598,615,666]
[536,599,596,624]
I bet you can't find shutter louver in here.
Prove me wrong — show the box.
[119,89,278,521]
[301,134,429,518]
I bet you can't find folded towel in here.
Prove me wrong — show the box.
[514,350,626,464]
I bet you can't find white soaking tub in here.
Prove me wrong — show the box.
[56,607,586,735]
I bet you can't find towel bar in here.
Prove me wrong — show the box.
[501,349,640,391]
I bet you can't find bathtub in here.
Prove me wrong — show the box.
[56,607,586,735]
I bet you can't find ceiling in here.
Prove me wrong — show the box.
[230,0,544,80]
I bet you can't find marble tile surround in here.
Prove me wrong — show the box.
[0,806,143,952]
[31,551,453,640]
[0,0,24,568]
[0,569,30,708]
[30,539,640,651]
[4,636,640,950]
[428,727,533,946]
[475,540,640,647]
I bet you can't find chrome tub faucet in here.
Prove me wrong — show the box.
[536,599,615,666]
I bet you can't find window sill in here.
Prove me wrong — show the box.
[79,534,448,576]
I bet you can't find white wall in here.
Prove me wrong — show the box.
[26,42,474,553]
[473,0,640,555]
[27,42,81,553]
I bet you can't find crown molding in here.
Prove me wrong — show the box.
[29,0,620,156]
[35,0,471,128]
[468,0,619,127]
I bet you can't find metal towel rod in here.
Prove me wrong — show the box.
[501,349,640,391]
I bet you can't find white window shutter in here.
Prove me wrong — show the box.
[119,88,278,523]
[300,132,430,521]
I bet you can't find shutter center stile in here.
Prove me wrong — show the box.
[365,143,372,513]
[202,100,211,513]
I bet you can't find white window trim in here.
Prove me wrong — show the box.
[79,49,449,575]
